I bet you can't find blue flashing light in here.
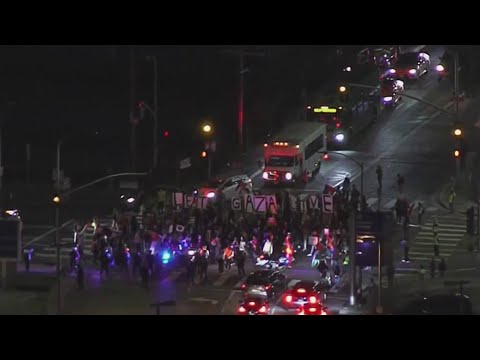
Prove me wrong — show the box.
[162,251,171,262]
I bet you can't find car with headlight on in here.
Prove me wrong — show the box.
[197,174,253,201]
[389,52,430,80]
[280,280,328,311]
[379,75,404,108]
[237,296,271,315]
[296,303,328,315]
[240,270,288,299]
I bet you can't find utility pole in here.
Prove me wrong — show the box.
[349,211,356,306]
[454,51,460,116]
[219,48,265,153]
[129,46,137,171]
[55,140,61,313]
[146,56,159,170]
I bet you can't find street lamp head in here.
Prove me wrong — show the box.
[53,195,61,204]
[454,128,462,136]
[202,124,212,134]
[339,85,347,93]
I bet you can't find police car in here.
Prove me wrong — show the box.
[197,174,253,201]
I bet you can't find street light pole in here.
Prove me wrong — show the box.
[55,140,61,314]
[320,150,363,306]
[148,56,159,170]
[454,51,460,116]
[239,54,245,153]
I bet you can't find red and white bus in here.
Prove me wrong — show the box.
[262,122,327,185]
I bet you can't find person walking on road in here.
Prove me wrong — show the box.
[419,264,426,280]
[376,165,383,190]
[448,188,456,213]
[417,202,425,225]
[438,258,447,277]
[432,218,439,237]
[429,258,436,279]
[433,232,440,257]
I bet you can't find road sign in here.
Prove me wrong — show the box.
[322,194,333,213]
[179,157,191,170]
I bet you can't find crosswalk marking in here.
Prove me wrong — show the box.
[404,212,466,263]
[415,242,458,247]
[383,198,397,209]
[366,197,378,207]
[364,197,438,213]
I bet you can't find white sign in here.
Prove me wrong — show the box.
[243,195,278,214]
[179,157,191,170]
[172,193,209,209]
[322,194,333,213]
[308,195,320,209]
[176,225,185,233]
[231,197,242,211]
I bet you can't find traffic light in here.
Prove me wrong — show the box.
[53,194,61,205]
[201,151,207,158]
[467,207,475,235]
[163,130,169,138]
[452,122,464,138]
[338,85,349,103]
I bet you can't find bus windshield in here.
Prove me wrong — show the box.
[266,156,294,167]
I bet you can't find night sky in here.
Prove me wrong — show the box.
[0,45,365,185]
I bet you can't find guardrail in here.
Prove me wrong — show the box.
[23,219,75,248]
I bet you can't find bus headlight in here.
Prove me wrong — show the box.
[285,172,293,180]
[335,133,345,142]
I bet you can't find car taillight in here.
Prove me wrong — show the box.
[264,285,272,290]
[309,296,318,304]
[248,301,256,306]
[336,122,341,128]
[241,284,246,289]
[285,295,293,303]
[259,306,268,314]
[321,310,327,316]
[238,306,246,313]
[296,288,306,294]
[308,307,318,313]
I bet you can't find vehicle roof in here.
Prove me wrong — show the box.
[293,281,318,289]
[270,122,326,146]
[243,295,268,302]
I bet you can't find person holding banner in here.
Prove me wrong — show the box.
[284,233,294,268]
[262,237,274,259]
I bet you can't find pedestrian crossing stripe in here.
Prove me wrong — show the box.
[415,242,459,247]
[383,199,397,209]
[403,212,467,263]
[363,197,435,212]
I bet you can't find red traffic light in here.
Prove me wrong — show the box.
[164,130,169,137]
